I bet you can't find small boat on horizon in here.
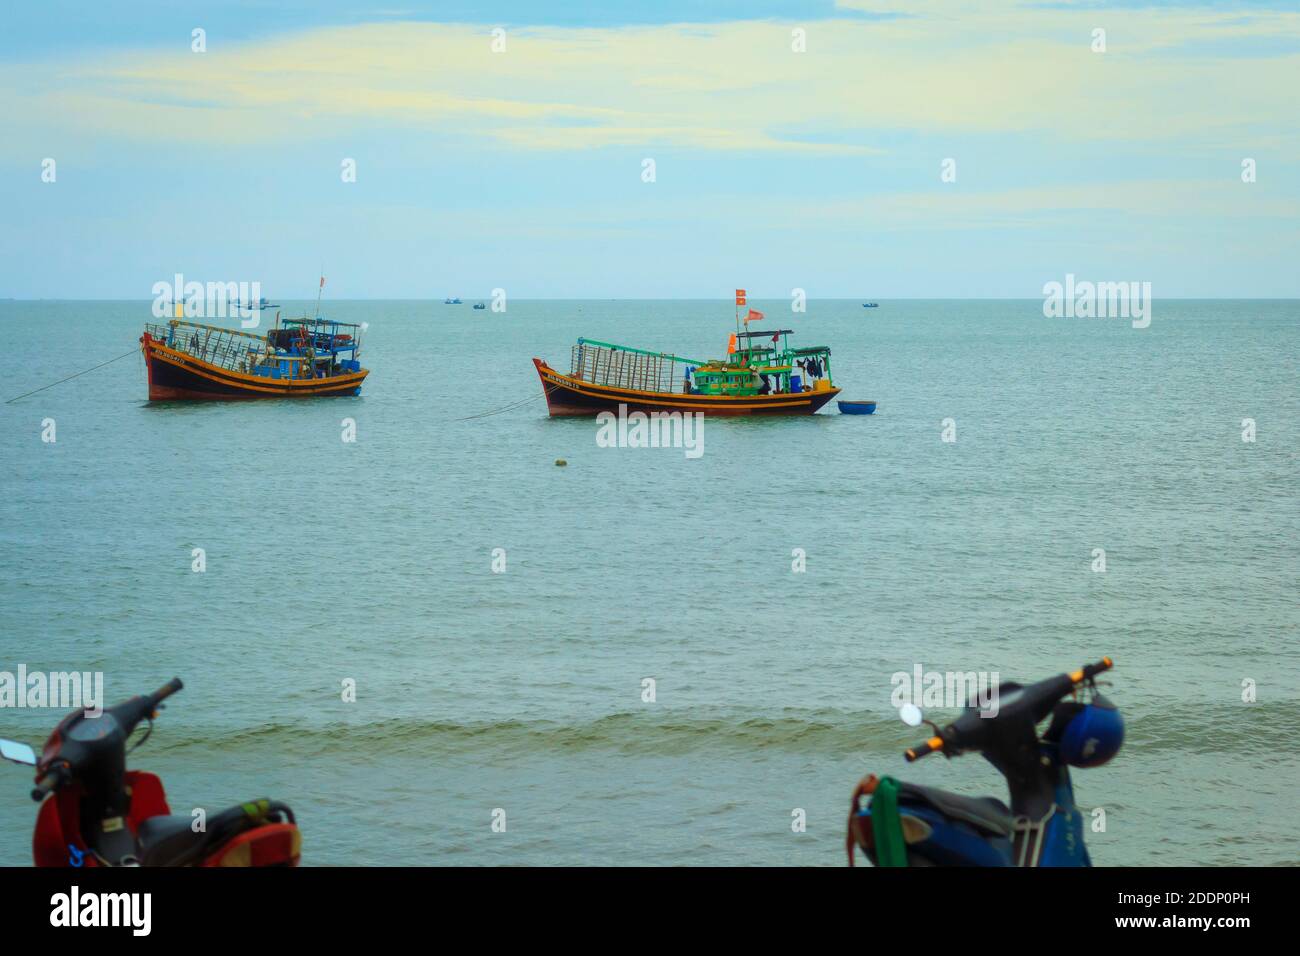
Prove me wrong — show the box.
[140,315,368,400]
[862,302,879,308]
[533,291,842,416]
[444,297,462,304]
[473,302,487,310]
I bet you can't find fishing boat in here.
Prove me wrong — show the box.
[473,302,487,310]
[862,302,879,308]
[139,315,368,400]
[444,297,462,305]
[533,290,841,416]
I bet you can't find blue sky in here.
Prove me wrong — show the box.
[1,1,1297,298]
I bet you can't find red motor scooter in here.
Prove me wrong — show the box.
[0,678,300,866]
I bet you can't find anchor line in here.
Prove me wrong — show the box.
[454,385,556,422]
[4,348,139,404]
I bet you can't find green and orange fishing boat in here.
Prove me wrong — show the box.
[533,291,840,416]
[140,315,368,400]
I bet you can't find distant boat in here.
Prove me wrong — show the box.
[232,297,279,310]
[862,302,879,308]
[473,302,486,310]
[837,400,877,415]
[444,297,462,305]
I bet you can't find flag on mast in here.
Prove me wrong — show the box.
[735,289,746,306]
[744,308,765,323]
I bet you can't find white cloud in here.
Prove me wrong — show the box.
[1,9,1296,155]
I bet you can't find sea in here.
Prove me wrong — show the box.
[0,299,1296,866]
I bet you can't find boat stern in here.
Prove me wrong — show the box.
[807,386,841,414]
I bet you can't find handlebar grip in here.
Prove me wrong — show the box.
[904,735,944,762]
[150,677,184,706]
[1070,657,1114,685]
[31,768,65,802]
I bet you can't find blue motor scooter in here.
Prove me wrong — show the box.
[848,657,1122,867]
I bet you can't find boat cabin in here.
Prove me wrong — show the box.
[568,329,833,398]
[692,330,833,396]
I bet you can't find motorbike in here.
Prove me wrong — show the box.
[0,678,300,866]
[848,657,1121,866]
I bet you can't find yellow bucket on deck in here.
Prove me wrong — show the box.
[814,379,831,392]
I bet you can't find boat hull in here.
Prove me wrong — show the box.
[141,333,368,401]
[533,358,839,416]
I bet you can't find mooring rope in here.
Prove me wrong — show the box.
[453,385,553,422]
[4,348,139,405]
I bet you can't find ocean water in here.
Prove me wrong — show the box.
[0,299,1296,867]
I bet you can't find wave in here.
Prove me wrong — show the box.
[145,697,1300,760]
[151,708,911,758]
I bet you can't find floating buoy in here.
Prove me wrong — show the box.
[555,458,567,467]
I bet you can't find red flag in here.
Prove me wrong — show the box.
[735,289,746,306]
[745,308,765,323]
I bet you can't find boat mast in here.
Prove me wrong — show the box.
[734,288,744,366]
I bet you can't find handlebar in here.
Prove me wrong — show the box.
[117,677,184,731]
[904,736,944,762]
[1070,657,1113,685]
[903,657,1113,762]
[149,677,184,709]
[25,678,186,800]
[31,765,67,802]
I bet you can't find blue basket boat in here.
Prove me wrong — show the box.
[837,400,877,415]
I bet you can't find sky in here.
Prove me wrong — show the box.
[1,0,1297,298]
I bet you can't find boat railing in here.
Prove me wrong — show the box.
[570,342,690,394]
[145,321,297,377]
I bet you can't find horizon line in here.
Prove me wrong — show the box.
[3,296,1299,303]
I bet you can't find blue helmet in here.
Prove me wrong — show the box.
[1059,694,1124,767]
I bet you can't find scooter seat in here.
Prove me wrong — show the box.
[136,801,272,866]
[136,814,212,866]
[898,782,1013,837]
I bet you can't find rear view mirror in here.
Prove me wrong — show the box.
[899,703,924,728]
[0,739,37,766]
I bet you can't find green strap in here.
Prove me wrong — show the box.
[871,776,909,867]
